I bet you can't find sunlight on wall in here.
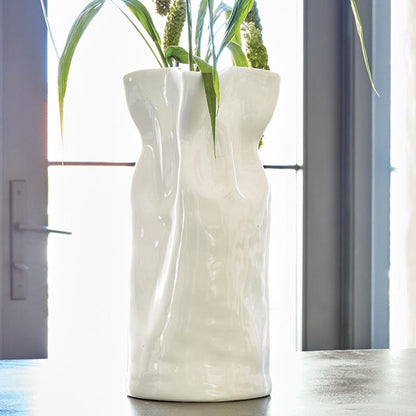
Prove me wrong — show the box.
[390,1,413,349]
[47,0,303,362]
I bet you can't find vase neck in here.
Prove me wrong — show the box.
[123,67,280,159]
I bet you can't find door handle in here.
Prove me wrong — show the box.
[15,222,72,235]
[9,180,72,300]
[13,262,30,272]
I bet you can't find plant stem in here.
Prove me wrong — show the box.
[156,42,170,67]
[195,0,207,58]
[112,0,166,67]
[207,0,218,157]
[208,0,216,74]
[186,0,194,71]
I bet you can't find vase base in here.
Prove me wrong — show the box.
[127,392,271,403]
[127,366,272,402]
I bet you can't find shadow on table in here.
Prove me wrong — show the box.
[127,395,271,416]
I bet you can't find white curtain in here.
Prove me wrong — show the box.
[391,0,416,348]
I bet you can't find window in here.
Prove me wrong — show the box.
[0,0,387,359]
[47,1,304,360]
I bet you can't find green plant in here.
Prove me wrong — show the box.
[40,0,376,151]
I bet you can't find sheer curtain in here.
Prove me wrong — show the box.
[391,0,416,348]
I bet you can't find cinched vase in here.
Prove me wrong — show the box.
[123,67,280,402]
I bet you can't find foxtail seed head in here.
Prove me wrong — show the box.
[244,22,270,70]
[155,0,171,16]
[163,0,186,51]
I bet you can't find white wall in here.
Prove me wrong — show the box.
[391,0,416,348]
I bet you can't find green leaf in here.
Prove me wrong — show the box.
[227,41,249,67]
[58,0,106,136]
[349,0,379,95]
[162,47,218,153]
[213,64,219,108]
[231,22,242,46]
[218,0,254,57]
[195,0,208,56]
[165,45,189,65]
[120,0,160,42]
[120,0,168,66]
[193,55,219,155]
[112,1,163,67]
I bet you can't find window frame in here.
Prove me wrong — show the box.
[371,0,390,349]
[302,0,390,350]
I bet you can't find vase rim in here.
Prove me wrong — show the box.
[123,66,280,83]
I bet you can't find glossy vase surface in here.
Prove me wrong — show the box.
[124,67,280,402]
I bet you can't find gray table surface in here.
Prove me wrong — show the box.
[1,349,416,415]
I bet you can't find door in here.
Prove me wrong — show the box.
[0,0,48,358]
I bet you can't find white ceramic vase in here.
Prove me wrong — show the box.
[124,67,280,402]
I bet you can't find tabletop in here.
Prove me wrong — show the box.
[1,349,416,415]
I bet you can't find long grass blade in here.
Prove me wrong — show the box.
[218,0,254,57]
[58,0,106,137]
[227,41,248,66]
[349,0,378,95]
[111,0,163,67]
[120,0,168,66]
[120,0,160,42]
[213,1,231,25]
[204,1,231,61]
[39,0,60,58]
[202,2,230,63]
[195,0,208,56]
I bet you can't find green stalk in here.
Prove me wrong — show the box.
[155,41,170,67]
[185,0,194,71]
[195,0,207,57]
[208,0,219,106]
[208,0,216,68]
